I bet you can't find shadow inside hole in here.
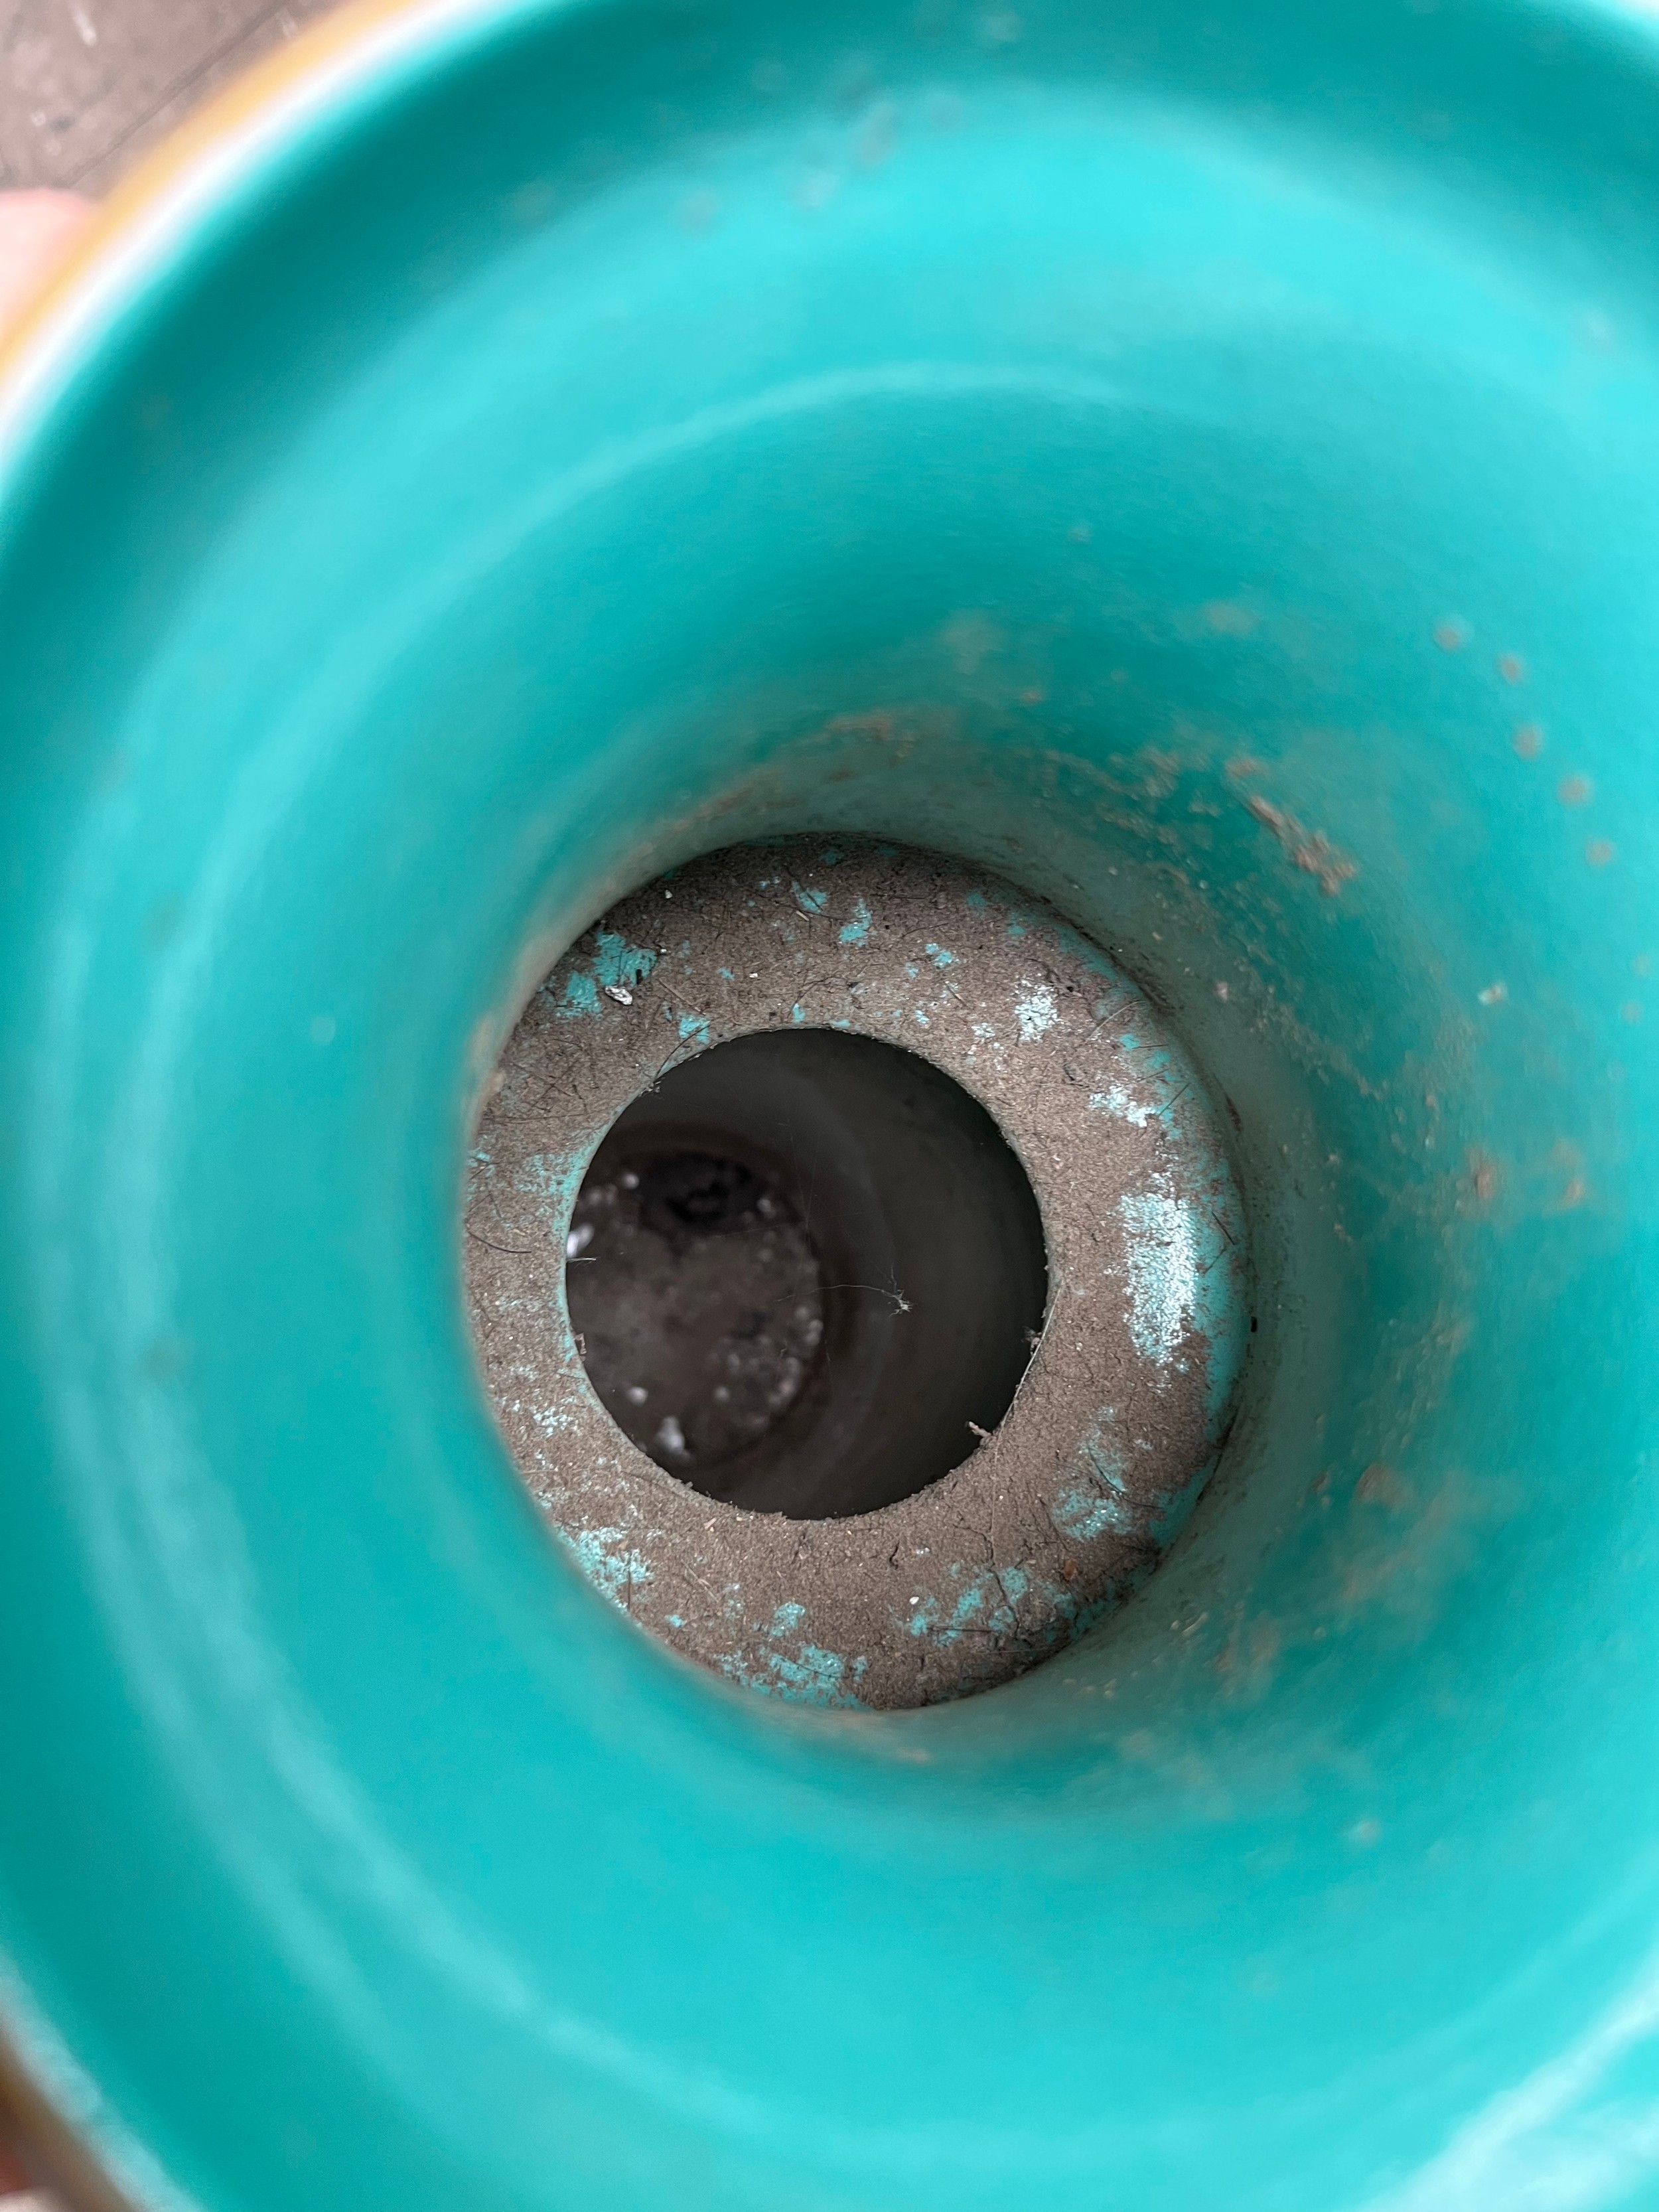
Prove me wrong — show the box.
[565,1028,1048,1518]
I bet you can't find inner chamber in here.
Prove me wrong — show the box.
[565,1029,1048,1518]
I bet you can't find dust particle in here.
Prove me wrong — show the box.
[1468,1150,1500,1204]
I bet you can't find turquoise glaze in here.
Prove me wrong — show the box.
[3,0,1659,2205]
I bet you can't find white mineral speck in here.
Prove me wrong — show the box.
[1015,983,1058,1043]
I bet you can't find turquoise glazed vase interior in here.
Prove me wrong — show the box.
[3,0,1659,2205]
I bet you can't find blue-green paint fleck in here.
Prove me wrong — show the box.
[1054,1416,1138,1540]
[924,943,957,966]
[838,897,873,946]
[1120,1187,1216,1370]
[568,1526,653,1601]
[906,1568,1030,1650]
[515,1147,590,1213]
[717,1641,870,1708]
[1090,1083,1157,1128]
[559,968,600,1017]
[677,1011,711,1049]
[792,881,829,917]
[555,930,658,1018]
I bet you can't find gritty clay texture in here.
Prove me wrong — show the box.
[466,843,1247,1708]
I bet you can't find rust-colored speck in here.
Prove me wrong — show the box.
[1355,1462,1408,1509]
[1512,723,1544,759]
[1557,774,1593,807]
[1497,652,1526,684]
[1244,792,1357,897]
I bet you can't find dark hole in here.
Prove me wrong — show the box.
[636,1153,766,1237]
[565,1028,1048,1519]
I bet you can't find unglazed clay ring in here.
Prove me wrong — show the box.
[466,842,1247,1708]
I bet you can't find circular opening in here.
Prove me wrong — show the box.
[565,1028,1048,1518]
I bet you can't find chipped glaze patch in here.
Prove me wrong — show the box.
[466,841,1249,1710]
[1119,1186,1200,1366]
[1015,983,1059,1042]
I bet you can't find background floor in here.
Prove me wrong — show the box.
[3,0,340,196]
